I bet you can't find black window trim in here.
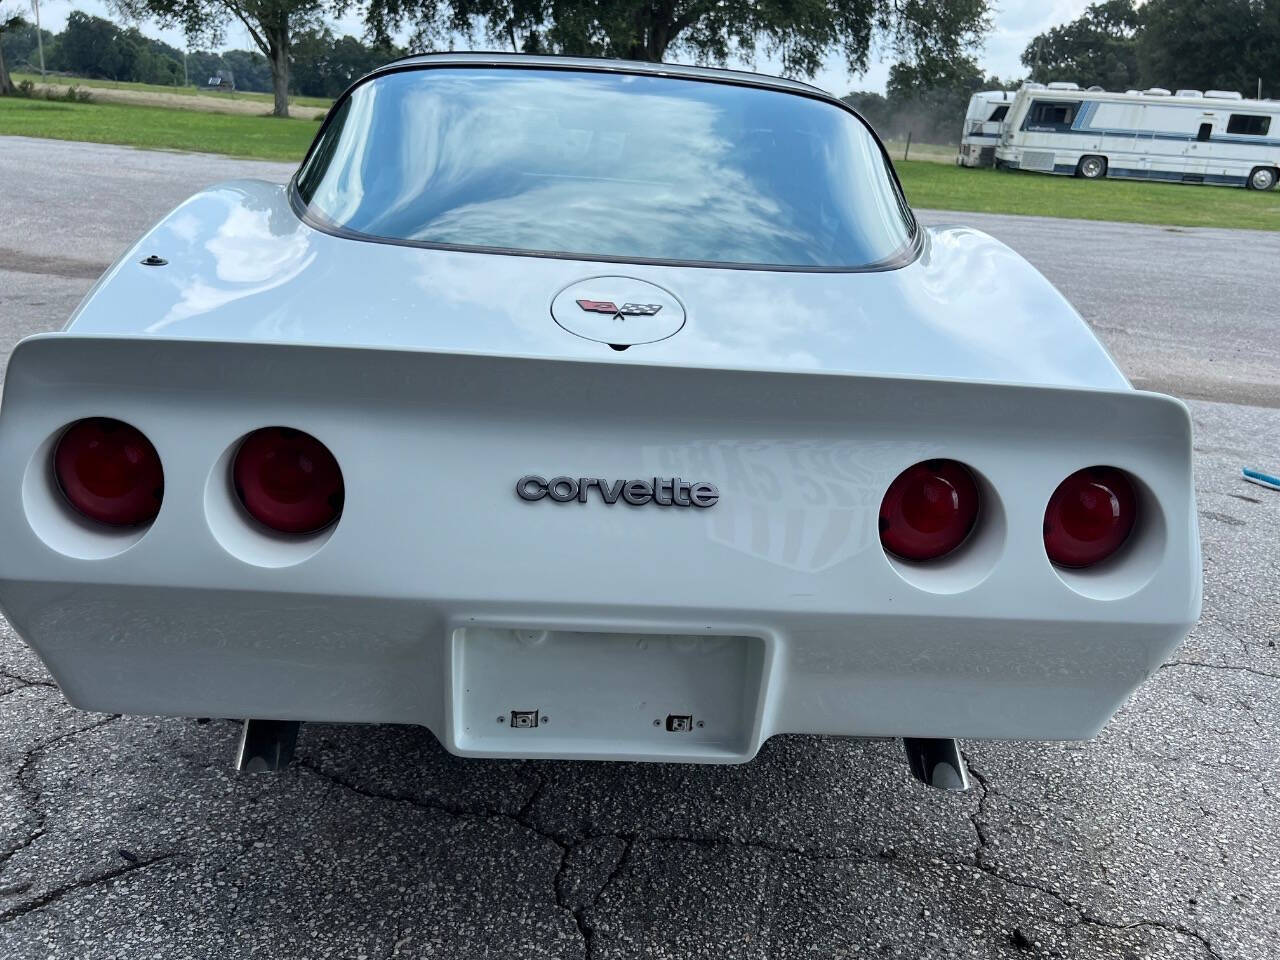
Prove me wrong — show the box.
[289,56,923,275]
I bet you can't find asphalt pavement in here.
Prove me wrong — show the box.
[1,136,1278,959]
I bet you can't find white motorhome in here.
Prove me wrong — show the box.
[956,89,1017,167]
[994,83,1280,190]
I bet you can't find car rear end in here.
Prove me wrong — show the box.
[0,58,1200,769]
[0,335,1199,762]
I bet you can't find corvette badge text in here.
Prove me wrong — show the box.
[516,475,719,508]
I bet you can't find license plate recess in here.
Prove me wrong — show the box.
[451,627,767,761]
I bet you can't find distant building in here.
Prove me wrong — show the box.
[204,71,235,92]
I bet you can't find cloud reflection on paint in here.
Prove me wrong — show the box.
[148,196,315,333]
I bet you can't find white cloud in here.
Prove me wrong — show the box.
[31,0,1095,95]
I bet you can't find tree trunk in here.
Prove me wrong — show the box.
[271,51,289,118]
[648,0,685,62]
[0,34,14,96]
[648,0,676,61]
[625,2,651,60]
[266,22,290,119]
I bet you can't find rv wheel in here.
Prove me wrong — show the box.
[1077,156,1107,180]
[1248,167,1277,191]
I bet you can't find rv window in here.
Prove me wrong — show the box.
[1024,100,1080,131]
[1197,123,1212,142]
[989,105,1009,122]
[1227,114,1270,136]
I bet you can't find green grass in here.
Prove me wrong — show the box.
[0,96,317,161]
[897,159,1280,231]
[882,140,955,165]
[12,71,333,109]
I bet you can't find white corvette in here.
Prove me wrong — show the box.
[0,55,1201,787]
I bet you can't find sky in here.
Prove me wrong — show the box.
[26,0,1095,96]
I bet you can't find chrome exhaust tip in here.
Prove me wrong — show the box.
[235,719,300,772]
[903,737,971,791]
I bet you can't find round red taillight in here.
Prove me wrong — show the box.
[879,459,980,562]
[1044,466,1137,568]
[233,427,344,535]
[54,418,164,527]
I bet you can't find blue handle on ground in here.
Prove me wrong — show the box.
[1242,467,1280,490]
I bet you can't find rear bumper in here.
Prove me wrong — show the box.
[3,581,1191,762]
[957,144,996,168]
[0,337,1202,761]
[994,146,1020,169]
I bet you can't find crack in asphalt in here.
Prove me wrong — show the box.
[0,687,43,701]
[514,776,600,957]
[385,879,412,958]
[0,714,172,926]
[0,852,178,923]
[296,758,894,960]
[564,836,632,960]
[0,830,44,887]
[962,752,1224,960]
[0,669,57,691]
[1072,914,1224,960]
[0,715,120,878]
[295,760,589,957]
[295,756,899,863]
[1162,659,1280,681]
[0,693,1254,955]
[0,723,1244,956]
[552,840,591,957]
[293,758,543,829]
[308,743,1230,959]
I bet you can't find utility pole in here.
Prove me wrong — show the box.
[31,0,44,78]
[1258,77,1263,100]
[183,48,188,87]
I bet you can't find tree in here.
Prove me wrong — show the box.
[1,16,52,74]
[884,56,1013,143]
[48,12,182,84]
[841,90,891,137]
[58,11,123,78]
[1022,0,1280,96]
[0,9,24,95]
[364,0,991,81]
[1137,0,1279,94]
[843,56,1015,145]
[111,0,328,116]
[290,26,400,98]
[1021,0,1141,89]
[221,47,274,89]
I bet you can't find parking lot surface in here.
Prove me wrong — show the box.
[1,136,1277,959]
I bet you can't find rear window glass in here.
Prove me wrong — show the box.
[295,67,915,269]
